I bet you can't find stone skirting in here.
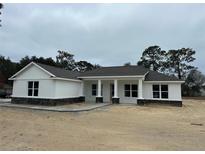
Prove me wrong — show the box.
[112,97,120,104]
[96,97,103,103]
[11,96,85,106]
[137,99,182,107]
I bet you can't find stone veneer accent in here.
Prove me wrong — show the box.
[112,97,120,104]
[137,99,182,107]
[96,97,103,103]
[11,96,85,106]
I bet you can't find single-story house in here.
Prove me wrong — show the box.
[9,62,184,106]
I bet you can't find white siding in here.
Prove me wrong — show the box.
[143,82,182,101]
[84,80,112,102]
[12,79,56,98]
[84,80,139,103]
[83,80,182,103]
[54,80,83,98]
[12,65,56,98]
[12,64,83,99]
[118,80,139,103]
[143,83,152,99]
[168,83,182,100]
[15,65,50,79]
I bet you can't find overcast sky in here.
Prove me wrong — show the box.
[0,3,205,73]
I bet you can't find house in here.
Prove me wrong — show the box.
[9,62,184,106]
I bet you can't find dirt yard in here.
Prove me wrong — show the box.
[0,99,205,151]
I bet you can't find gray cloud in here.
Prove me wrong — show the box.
[0,3,205,73]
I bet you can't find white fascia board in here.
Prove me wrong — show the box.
[52,77,82,82]
[10,77,82,82]
[144,80,185,83]
[78,75,145,79]
[9,62,56,80]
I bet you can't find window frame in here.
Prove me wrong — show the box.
[152,84,160,98]
[161,85,168,99]
[91,84,97,96]
[131,84,138,97]
[152,84,169,99]
[124,84,131,97]
[28,81,39,97]
[91,84,103,96]
[124,84,138,98]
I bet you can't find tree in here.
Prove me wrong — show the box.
[75,61,97,72]
[0,3,3,27]
[137,45,166,71]
[56,50,76,70]
[0,55,16,84]
[166,48,196,79]
[124,62,131,66]
[182,69,205,96]
[16,55,56,71]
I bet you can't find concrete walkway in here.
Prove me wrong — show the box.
[0,102,111,112]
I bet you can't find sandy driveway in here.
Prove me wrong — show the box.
[0,99,205,150]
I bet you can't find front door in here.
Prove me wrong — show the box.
[110,84,114,101]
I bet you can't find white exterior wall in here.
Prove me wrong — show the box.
[84,80,182,103]
[168,83,182,100]
[12,64,83,99]
[12,65,56,98]
[84,80,139,103]
[143,82,182,101]
[12,79,55,98]
[84,80,112,102]
[15,65,50,79]
[54,80,83,98]
[118,80,139,103]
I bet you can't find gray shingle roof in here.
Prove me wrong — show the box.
[78,65,149,77]
[144,71,182,81]
[36,63,80,80]
[36,63,182,82]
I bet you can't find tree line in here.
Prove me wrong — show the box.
[0,3,3,27]
[129,45,205,97]
[0,50,100,86]
[0,46,205,97]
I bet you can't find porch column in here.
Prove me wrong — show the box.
[97,79,101,97]
[138,79,143,99]
[96,79,103,103]
[114,79,118,98]
[112,79,120,104]
[80,81,85,102]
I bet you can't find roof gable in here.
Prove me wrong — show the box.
[9,62,55,79]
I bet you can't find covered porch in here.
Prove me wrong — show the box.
[82,77,144,104]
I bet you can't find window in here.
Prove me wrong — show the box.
[124,84,130,97]
[124,84,138,97]
[28,81,39,96]
[132,85,138,97]
[92,84,97,96]
[161,85,168,99]
[153,85,160,98]
[101,84,103,96]
[152,84,168,99]
[91,84,103,96]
